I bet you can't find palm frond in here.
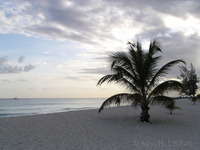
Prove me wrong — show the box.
[165,100,181,114]
[129,93,143,107]
[117,78,141,93]
[97,69,140,93]
[110,51,132,70]
[148,39,162,55]
[97,72,121,86]
[149,80,182,99]
[167,105,181,111]
[128,42,137,62]
[151,95,174,107]
[98,93,133,112]
[149,59,185,88]
[136,41,143,55]
[112,65,141,92]
[190,96,199,105]
[144,55,161,84]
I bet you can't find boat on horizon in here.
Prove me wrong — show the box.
[14,94,18,100]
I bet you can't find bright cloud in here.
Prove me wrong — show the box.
[164,15,200,36]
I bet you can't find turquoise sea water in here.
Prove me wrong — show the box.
[0,98,104,117]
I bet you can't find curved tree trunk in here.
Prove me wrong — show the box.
[140,105,150,122]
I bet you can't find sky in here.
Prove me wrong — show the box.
[0,0,200,98]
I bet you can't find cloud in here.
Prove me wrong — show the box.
[0,0,132,43]
[1,0,200,40]
[18,56,25,63]
[0,79,12,83]
[159,32,200,64]
[0,56,8,65]
[17,79,28,82]
[0,79,28,83]
[0,56,36,74]
[65,75,98,81]
[1,0,200,79]
[23,64,35,72]
[1,0,200,46]
[42,88,49,91]
[81,67,111,75]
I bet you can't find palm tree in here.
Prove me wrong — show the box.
[165,100,181,115]
[97,39,185,122]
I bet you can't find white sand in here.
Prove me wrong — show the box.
[0,99,200,150]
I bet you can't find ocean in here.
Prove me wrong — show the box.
[0,98,104,117]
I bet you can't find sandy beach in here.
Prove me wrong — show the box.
[0,99,199,150]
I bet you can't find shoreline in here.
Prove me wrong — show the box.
[0,98,104,118]
[0,99,200,150]
[0,107,99,118]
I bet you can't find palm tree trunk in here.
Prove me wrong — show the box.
[191,96,196,105]
[140,105,150,122]
[170,110,172,114]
